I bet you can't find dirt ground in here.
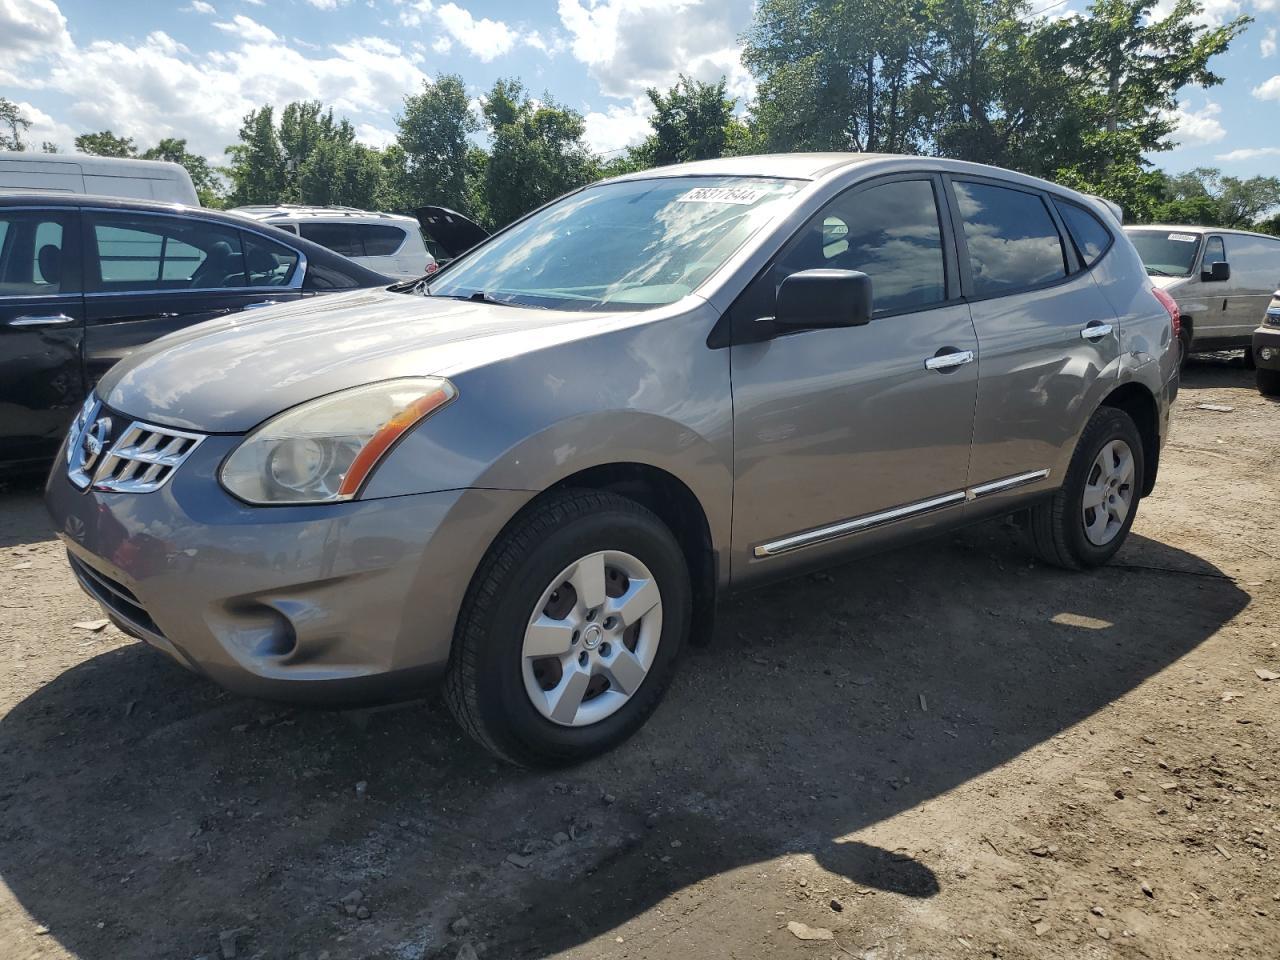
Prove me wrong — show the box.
[1,358,1277,960]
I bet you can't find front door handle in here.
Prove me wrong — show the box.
[924,349,974,371]
[9,313,76,327]
[1080,322,1114,341]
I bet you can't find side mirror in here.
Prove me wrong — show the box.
[1201,260,1230,283]
[773,269,873,330]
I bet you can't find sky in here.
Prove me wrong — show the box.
[0,0,1278,178]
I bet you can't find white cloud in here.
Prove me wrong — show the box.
[583,98,653,153]
[434,3,517,61]
[1216,146,1280,161]
[1254,75,1280,100]
[1263,27,1277,58]
[354,122,396,149]
[5,6,427,162]
[1151,0,1241,26]
[12,100,76,151]
[213,15,277,44]
[557,0,754,103]
[0,0,73,66]
[1164,99,1226,145]
[304,0,349,9]
[432,35,453,54]
[183,1,215,13]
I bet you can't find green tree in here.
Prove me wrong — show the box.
[74,130,138,157]
[480,78,597,228]
[224,107,286,206]
[1,97,31,150]
[141,137,225,207]
[1148,167,1280,228]
[297,140,386,209]
[1048,0,1249,216]
[397,74,480,215]
[634,75,740,166]
[279,101,356,202]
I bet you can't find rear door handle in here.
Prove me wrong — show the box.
[9,313,76,327]
[924,349,974,371]
[1080,322,1114,341]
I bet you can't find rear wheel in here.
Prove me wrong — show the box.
[445,489,690,767]
[1258,367,1280,397]
[1177,327,1192,371]
[1029,407,1144,570]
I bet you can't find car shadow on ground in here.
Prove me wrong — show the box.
[0,500,1249,958]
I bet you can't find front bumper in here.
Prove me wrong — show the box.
[1253,325,1280,372]
[45,430,532,704]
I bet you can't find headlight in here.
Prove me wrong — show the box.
[219,378,456,504]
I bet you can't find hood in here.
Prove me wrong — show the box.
[98,288,619,432]
[413,206,489,259]
[1150,275,1187,291]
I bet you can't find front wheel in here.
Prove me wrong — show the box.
[1028,407,1144,570]
[444,489,690,767]
[1258,367,1280,397]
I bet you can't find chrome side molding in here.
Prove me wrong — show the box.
[753,468,1051,559]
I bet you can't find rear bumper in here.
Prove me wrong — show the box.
[45,432,533,704]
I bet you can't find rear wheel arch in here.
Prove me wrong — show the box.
[1099,382,1160,497]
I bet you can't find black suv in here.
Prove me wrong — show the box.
[0,195,391,472]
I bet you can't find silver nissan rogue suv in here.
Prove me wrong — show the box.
[46,154,1180,766]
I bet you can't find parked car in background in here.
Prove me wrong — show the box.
[412,205,489,266]
[231,205,438,280]
[0,151,199,205]
[0,194,390,472]
[46,154,1178,766]
[1124,224,1280,366]
[1253,290,1280,396]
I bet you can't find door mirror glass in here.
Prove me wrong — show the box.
[774,269,872,329]
[1201,260,1230,283]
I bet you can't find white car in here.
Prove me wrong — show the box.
[231,205,435,279]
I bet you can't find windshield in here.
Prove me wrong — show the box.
[1127,229,1202,277]
[428,176,805,311]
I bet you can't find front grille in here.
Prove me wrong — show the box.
[66,396,204,494]
[68,553,165,639]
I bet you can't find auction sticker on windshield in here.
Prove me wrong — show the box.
[677,186,768,205]
[1168,233,1198,242]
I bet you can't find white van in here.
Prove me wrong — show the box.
[0,152,199,206]
[231,205,435,279]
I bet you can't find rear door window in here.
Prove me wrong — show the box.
[243,232,300,287]
[954,181,1067,296]
[88,214,246,292]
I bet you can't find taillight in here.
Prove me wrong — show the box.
[1152,287,1180,339]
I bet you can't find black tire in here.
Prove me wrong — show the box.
[1177,327,1192,371]
[1028,407,1145,570]
[444,489,691,767]
[1258,367,1280,397]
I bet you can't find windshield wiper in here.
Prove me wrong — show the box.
[429,290,549,310]
[1146,268,1177,277]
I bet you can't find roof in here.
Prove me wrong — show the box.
[231,204,417,224]
[1126,224,1280,240]
[607,153,897,183]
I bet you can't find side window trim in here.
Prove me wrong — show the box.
[943,174,1077,302]
[714,171,961,348]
